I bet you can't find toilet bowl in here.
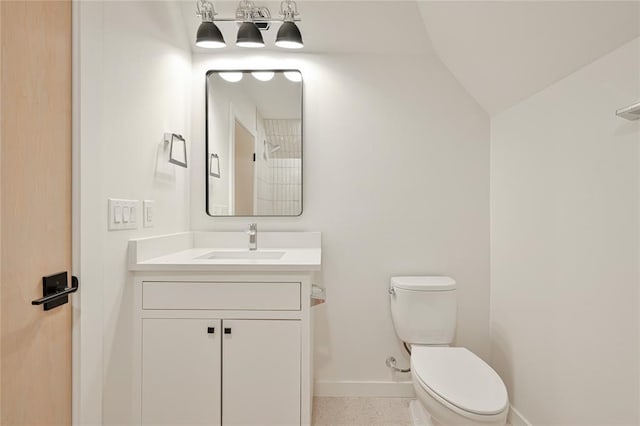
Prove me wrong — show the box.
[410,346,508,425]
[389,276,509,426]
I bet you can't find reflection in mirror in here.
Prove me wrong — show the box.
[206,70,302,216]
[209,153,220,178]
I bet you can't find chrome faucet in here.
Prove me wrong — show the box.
[247,223,258,250]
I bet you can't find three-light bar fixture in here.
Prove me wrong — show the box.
[196,0,303,49]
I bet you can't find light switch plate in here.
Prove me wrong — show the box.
[108,199,139,231]
[143,200,155,228]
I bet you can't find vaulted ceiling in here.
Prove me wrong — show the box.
[418,1,640,114]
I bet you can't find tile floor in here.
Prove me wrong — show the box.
[312,397,413,426]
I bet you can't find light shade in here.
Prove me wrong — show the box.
[236,22,264,48]
[275,21,303,49]
[195,21,226,49]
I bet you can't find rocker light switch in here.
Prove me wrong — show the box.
[143,200,155,228]
[108,199,139,231]
[114,206,122,223]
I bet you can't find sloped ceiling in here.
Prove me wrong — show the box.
[418,1,640,114]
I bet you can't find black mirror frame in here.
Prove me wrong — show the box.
[205,69,304,217]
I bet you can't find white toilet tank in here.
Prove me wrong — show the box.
[389,276,457,345]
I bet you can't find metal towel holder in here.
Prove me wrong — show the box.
[616,101,640,121]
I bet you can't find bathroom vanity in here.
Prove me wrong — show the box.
[128,231,322,425]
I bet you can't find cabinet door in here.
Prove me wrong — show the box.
[142,318,221,425]
[222,320,301,425]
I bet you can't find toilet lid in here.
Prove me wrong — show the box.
[391,276,456,291]
[411,346,508,416]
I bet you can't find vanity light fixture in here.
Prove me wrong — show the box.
[275,0,303,49]
[236,21,265,48]
[236,0,265,47]
[195,1,226,48]
[195,0,303,49]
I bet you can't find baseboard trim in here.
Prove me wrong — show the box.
[314,381,415,397]
[508,405,531,426]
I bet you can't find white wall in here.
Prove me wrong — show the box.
[77,2,192,424]
[491,38,640,424]
[190,52,491,394]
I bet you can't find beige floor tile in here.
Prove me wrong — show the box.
[312,397,413,426]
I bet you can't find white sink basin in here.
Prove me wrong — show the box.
[196,250,286,260]
[128,232,321,271]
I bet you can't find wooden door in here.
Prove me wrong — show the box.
[222,320,301,425]
[234,120,255,215]
[0,1,72,424]
[142,319,222,425]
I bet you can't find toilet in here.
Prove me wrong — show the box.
[389,276,508,425]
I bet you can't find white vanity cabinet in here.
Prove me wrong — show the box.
[132,274,315,426]
[142,318,222,425]
[129,232,322,426]
[221,319,301,425]
[142,316,302,426]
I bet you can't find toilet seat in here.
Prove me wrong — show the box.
[411,346,508,419]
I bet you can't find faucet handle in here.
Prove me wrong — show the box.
[247,223,258,250]
[247,223,257,235]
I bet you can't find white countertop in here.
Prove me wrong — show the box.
[128,232,322,272]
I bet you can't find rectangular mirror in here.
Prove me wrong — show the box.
[206,70,303,216]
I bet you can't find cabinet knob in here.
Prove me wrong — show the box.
[207,327,215,334]
[224,327,232,334]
